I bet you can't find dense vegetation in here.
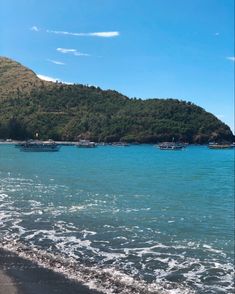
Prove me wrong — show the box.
[0,57,233,143]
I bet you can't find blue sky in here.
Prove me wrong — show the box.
[0,0,234,131]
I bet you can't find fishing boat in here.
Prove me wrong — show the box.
[76,140,97,148]
[158,142,184,150]
[18,140,60,152]
[208,143,233,149]
[112,142,129,147]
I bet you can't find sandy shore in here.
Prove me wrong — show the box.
[0,270,18,294]
[0,248,102,294]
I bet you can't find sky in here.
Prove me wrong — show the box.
[0,0,234,131]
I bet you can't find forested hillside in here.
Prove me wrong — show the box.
[0,57,233,143]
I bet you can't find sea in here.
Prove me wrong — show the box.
[0,144,234,294]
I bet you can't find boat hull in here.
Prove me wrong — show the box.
[208,145,232,149]
[21,147,60,152]
[158,142,185,150]
[159,146,183,150]
[18,141,61,152]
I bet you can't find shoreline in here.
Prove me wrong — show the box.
[0,248,102,294]
[0,141,218,146]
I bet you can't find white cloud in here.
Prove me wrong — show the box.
[214,32,220,36]
[47,59,65,65]
[57,48,76,53]
[47,29,119,38]
[37,74,72,85]
[226,56,235,62]
[89,31,119,37]
[37,74,59,82]
[57,47,90,56]
[31,26,40,32]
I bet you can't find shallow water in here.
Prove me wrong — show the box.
[0,145,234,293]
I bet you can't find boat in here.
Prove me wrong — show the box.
[208,143,233,149]
[158,142,185,150]
[18,140,60,152]
[76,140,97,148]
[111,142,129,147]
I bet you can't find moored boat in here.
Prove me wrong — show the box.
[208,143,233,149]
[158,142,185,150]
[112,142,129,147]
[19,140,60,152]
[76,140,97,148]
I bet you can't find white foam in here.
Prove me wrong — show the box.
[69,205,87,212]
[0,193,8,200]
[0,177,233,294]
[0,239,198,294]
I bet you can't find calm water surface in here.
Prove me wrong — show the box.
[0,145,234,293]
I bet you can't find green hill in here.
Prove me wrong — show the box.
[0,57,233,143]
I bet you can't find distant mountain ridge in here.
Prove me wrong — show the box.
[0,57,233,143]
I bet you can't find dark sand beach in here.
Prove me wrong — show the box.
[0,248,102,294]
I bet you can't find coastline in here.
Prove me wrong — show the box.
[0,141,78,146]
[0,141,216,146]
[0,248,102,294]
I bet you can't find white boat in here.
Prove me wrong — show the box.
[158,142,184,150]
[112,142,129,147]
[76,140,97,148]
[208,143,233,149]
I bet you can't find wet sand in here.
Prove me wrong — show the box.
[0,248,102,294]
[0,270,18,294]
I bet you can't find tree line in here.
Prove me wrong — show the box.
[0,83,233,143]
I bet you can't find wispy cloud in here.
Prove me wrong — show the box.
[57,47,90,56]
[31,26,40,32]
[88,31,119,37]
[214,32,220,36]
[47,29,119,38]
[226,56,235,62]
[31,27,119,38]
[47,59,65,65]
[56,48,77,54]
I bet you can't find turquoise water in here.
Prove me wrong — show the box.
[0,145,234,293]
